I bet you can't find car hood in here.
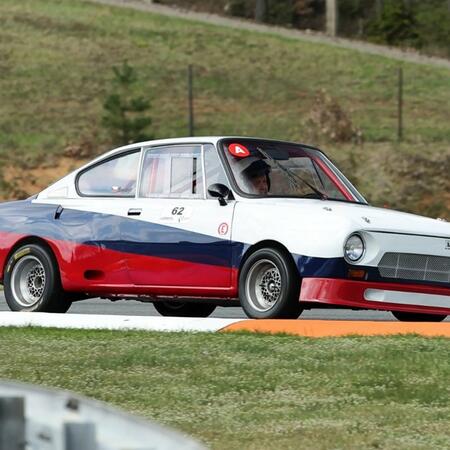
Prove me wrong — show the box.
[241,198,450,238]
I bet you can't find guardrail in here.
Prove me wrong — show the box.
[0,381,205,450]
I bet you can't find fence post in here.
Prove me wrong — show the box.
[64,422,97,450]
[398,67,403,141]
[0,397,26,450]
[188,65,194,137]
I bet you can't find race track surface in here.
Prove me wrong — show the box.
[2,293,449,321]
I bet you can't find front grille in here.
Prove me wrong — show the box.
[378,253,450,284]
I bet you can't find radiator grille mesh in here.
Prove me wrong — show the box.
[378,253,450,283]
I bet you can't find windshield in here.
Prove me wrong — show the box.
[220,139,366,203]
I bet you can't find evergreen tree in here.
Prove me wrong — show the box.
[102,61,153,146]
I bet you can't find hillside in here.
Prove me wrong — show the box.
[0,0,449,217]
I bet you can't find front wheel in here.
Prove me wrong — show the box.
[239,247,303,319]
[391,311,447,322]
[4,244,71,313]
[153,301,216,317]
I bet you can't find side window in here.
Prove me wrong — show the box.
[139,145,204,198]
[77,151,141,197]
[204,144,229,198]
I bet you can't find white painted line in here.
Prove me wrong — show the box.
[0,312,244,332]
[364,289,450,309]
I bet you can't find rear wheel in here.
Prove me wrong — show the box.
[391,311,447,322]
[4,244,71,313]
[239,247,303,319]
[153,301,216,317]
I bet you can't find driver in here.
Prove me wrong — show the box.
[242,159,271,195]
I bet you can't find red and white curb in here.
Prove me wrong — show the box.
[1,312,450,337]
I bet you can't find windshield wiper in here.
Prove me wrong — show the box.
[255,146,327,200]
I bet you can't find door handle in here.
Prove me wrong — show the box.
[54,205,64,220]
[127,208,142,216]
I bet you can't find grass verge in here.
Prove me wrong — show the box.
[0,327,449,449]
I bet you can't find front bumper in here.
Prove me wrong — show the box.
[300,278,450,315]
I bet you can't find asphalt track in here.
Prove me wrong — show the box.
[1,292,449,322]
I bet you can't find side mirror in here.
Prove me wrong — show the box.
[208,183,231,206]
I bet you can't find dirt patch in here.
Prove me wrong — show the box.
[304,90,363,143]
[1,157,87,200]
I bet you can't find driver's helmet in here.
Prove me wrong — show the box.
[240,158,271,192]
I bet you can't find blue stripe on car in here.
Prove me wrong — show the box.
[5,200,439,286]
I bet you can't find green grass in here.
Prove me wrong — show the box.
[0,0,450,160]
[1,327,450,449]
[0,0,449,217]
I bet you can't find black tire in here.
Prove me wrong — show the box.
[239,247,303,319]
[4,244,71,313]
[391,311,447,322]
[153,301,216,317]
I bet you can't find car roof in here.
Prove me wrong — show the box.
[90,136,219,164]
[97,136,320,162]
[106,136,220,153]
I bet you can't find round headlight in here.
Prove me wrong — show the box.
[344,234,365,262]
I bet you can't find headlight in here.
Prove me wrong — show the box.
[344,234,365,262]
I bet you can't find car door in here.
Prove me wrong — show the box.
[123,143,235,291]
[54,149,142,288]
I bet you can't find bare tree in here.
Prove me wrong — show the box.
[375,0,384,19]
[403,0,412,9]
[255,0,266,22]
[326,0,338,37]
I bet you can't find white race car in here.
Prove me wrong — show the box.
[1,137,449,320]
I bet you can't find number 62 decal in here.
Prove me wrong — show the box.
[171,207,185,216]
[161,206,191,222]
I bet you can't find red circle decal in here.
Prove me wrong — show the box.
[228,143,250,158]
[218,223,229,235]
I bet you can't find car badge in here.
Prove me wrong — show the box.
[218,223,229,236]
[446,240,450,250]
[323,206,332,212]
[228,143,250,158]
[362,216,371,224]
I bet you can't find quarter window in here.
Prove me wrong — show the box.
[139,146,204,198]
[77,151,141,197]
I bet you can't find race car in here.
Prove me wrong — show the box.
[1,137,449,320]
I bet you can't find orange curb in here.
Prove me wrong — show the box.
[221,320,450,338]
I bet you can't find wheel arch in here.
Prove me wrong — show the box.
[238,239,300,278]
[2,236,62,283]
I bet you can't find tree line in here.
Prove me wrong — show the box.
[154,0,450,57]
